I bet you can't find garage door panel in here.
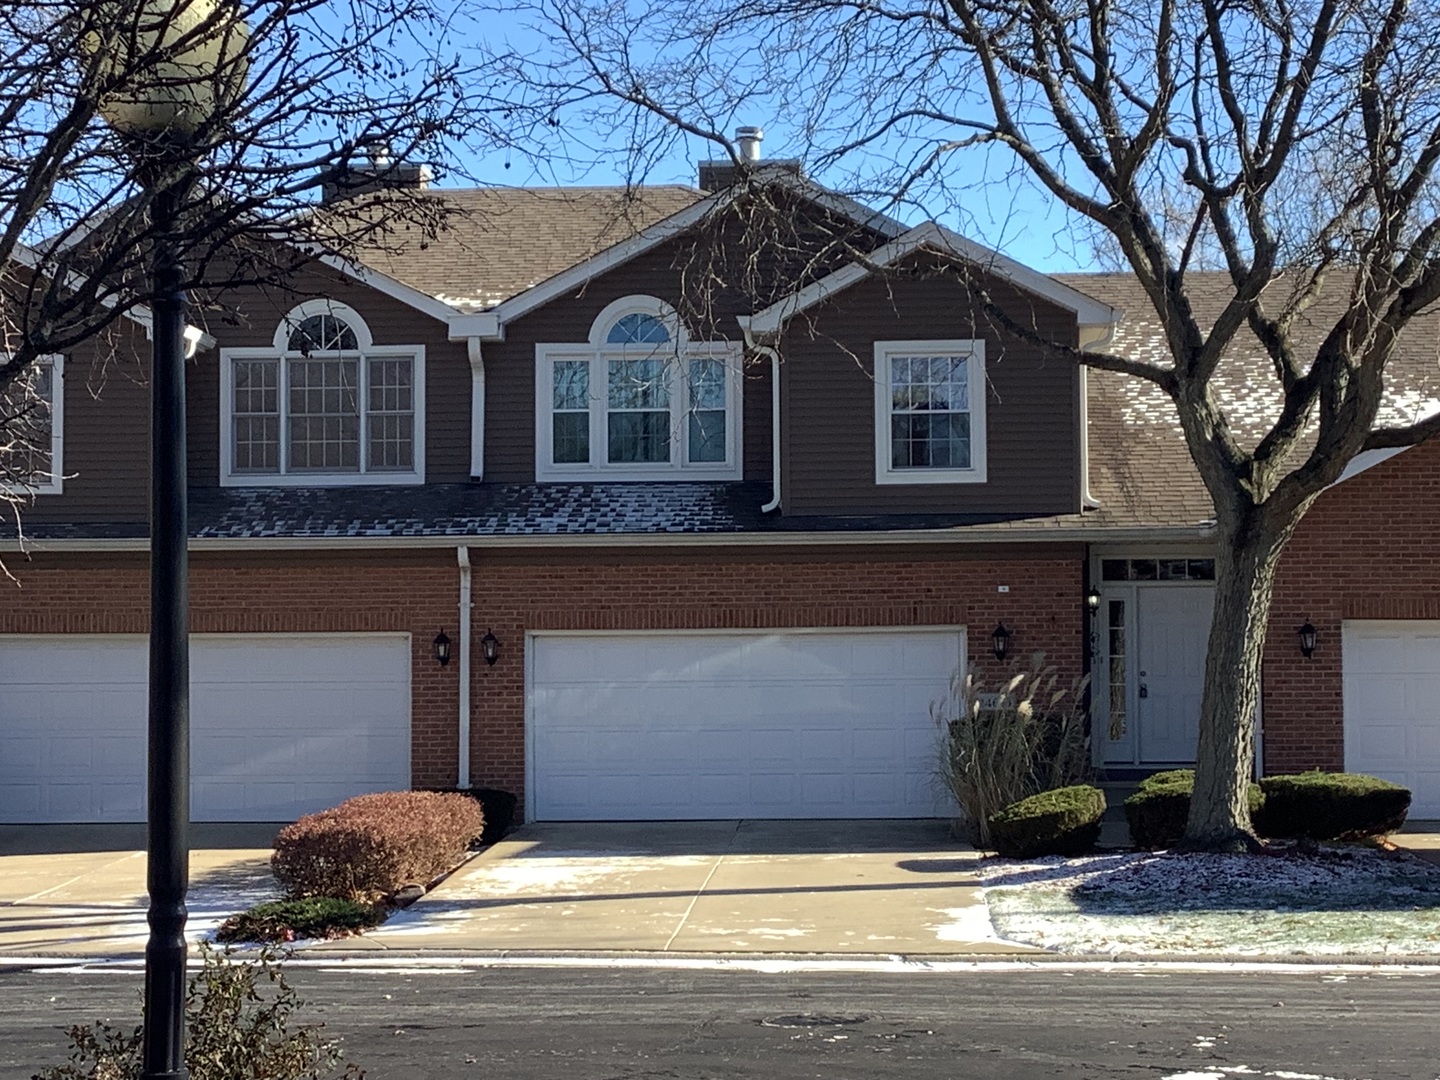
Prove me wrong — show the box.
[1345,621,1440,817]
[0,634,410,823]
[530,630,961,820]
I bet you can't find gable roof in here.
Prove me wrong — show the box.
[350,186,706,315]
[739,222,1120,337]
[1059,271,1440,529]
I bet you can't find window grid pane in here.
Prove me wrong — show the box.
[608,411,670,463]
[288,357,360,472]
[288,313,358,353]
[366,356,414,472]
[889,353,972,470]
[232,358,280,474]
[606,313,670,345]
[1,362,54,481]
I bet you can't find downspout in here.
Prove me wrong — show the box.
[468,338,485,480]
[739,321,782,513]
[457,546,472,789]
[1077,322,1116,512]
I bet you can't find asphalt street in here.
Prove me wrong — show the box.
[3,963,1437,1079]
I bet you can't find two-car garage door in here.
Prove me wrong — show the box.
[528,629,963,820]
[1344,621,1440,818]
[0,634,410,823]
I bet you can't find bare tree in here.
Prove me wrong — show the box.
[483,0,1440,849]
[0,0,495,516]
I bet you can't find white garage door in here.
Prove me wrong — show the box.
[0,634,411,823]
[1343,620,1440,818]
[528,628,963,820]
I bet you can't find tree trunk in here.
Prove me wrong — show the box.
[1182,502,1299,852]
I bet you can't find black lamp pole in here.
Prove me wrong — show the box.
[141,175,191,1080]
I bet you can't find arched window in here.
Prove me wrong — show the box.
[605,312,670,345]
[287,313,359,354]
[536,295,741,481]
[224,300,424,485]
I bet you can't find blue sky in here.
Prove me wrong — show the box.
[432,9,1104,274]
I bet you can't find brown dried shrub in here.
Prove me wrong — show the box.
[272,791,483,902]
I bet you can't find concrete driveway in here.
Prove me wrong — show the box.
[320,819,1032,956]
[0,824,278,957]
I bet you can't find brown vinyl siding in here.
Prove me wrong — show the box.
[20,324,152,526]
[778,267,1081,516]
[190,265,470,487]
[481,237,772,483]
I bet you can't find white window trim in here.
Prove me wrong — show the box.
[1,354,64,496]
[535,296,744,482]
[219,344,426,488]
[873,338,987,486]
[273,298,375,352]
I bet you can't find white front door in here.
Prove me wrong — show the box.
[1135,588,1214,763]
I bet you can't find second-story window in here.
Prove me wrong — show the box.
[221,300,425,487]
[535,296,743,482]
[873,339,987,485]
[0,355,63,495]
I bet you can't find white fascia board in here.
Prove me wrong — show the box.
[472,172,908,341]
[746,222,1120,336]
[5,522,1213,553]
[10,243,216,352]
[311,251,460,323]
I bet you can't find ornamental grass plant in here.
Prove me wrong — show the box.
[933,653,1092,847]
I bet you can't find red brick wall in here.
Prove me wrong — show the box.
[1265,437,1440,773]
[467,546,1085,814]
[1,545,1084,820]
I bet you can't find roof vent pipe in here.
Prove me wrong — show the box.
[736,126,764,163]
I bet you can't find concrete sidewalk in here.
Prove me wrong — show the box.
[0,825,279,957]
[316,819,1037,956]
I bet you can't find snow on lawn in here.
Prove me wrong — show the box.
[978,846,1440,956]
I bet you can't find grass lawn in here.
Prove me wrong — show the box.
[978,845,1440,956]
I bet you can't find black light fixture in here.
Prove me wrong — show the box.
[1085,587,1102,615]
[1298,621,1318,659]
[991,622,1012,661]
[433,629,452,667]
[480,629,501,667]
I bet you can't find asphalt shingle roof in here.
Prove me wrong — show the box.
[352,186,704,312]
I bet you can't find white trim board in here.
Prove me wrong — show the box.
[740,221,1119,337]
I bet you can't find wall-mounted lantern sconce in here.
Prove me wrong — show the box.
[1085,587,1102,616]
[1298,621,1318,659]
[433,629,452,667]
[480,629,501,667]
[991,622,1012,661]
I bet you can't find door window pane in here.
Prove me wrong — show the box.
[1107,599,1127,740]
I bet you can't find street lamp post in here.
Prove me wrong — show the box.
[83,5,247,1076]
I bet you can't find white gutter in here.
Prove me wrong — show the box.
[7,523,1218,553]
[467,339,485,480]
[738,319,782,513]
[457,546,472,789]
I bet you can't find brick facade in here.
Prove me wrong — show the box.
[1264,437,1440,773]
[2,544,1085,819]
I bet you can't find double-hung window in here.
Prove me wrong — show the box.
[536,297,742,481]
[222,301,425,486]
[873,339,986,484]
[1,355,63,494]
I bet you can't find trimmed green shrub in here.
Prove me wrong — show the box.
[987,784,1107,858]
[1254,771,1411,840]
[272,790,483,902]
[215,898,384,944]
[1124,769,1265,850]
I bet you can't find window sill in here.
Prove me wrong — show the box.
[875,466,988,486]
[220,472,424,488]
